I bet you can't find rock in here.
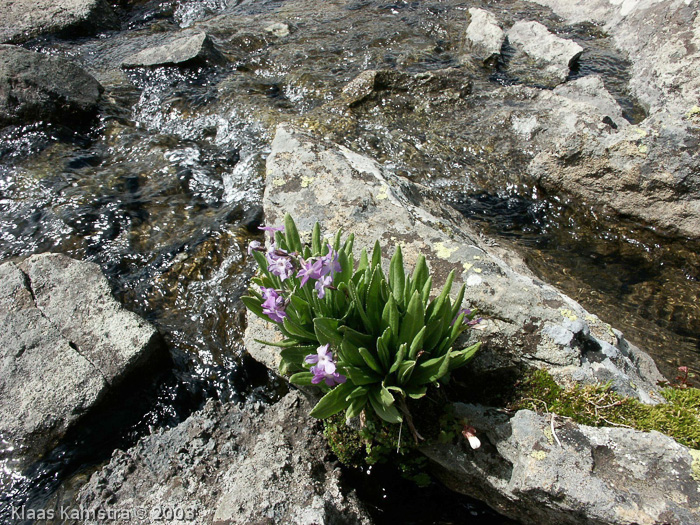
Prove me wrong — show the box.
[0,0,119,44]
[0,254,162,466]
[246,124,695,523]
[121,30,225,68]
[250,123,664,401]
[465,8,505,65]
[422,406,700,525]
[0,45,103,127]
[76,392,372,524]
[506,20,583,87]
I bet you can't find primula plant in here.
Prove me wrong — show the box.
[242,214,481,436]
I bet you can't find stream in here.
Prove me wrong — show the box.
[1,0,698,522]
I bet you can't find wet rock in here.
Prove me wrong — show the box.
[422,407,700,525]
[265,21,290,38]
[75,392,371,524]
[0,254,162,467]
[505,21,583,87]
[464,8,505,65]
[0,45,103,126]
[121,30,225,68]
[526,0,700,239]
[0,0,118,44]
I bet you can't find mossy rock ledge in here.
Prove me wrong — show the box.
[244,123,700,525]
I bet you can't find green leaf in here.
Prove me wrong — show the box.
[340,337,366,366]
[345,396,367,421]
[359,347,383,374]
[289,295,312,326]
[420,275,433,304]
[343,233,354,255]
[408,326,426,360]
[284,213,303,253]
[338,325,374,347]
[410,352,451,384]
[397,359,416,385]
[411,255,429,292]
[252,250,271,278]
[366,266,385,330]
[450,284,466,320]
[389,245,405,308]
[336,249,353,287]
[368,388,402,423]
[404,385,428,399]
[241,295,264,321]
[448,342,481,371]
[280,345,317,364]
[333,229,342,252]
[398,290,424,346]
[357,248,369,274]
[348,386,369,400]
[312,222,322,255]
[381,295,400,347]
[376,328,392,370]
[310,383,355,419]
[389,343,407,374]
[283,317,317,341]
[342,365,382,385]
[348,281,375,335]
[314,317,343,347]
[371,240,382,268]
[427,270,455,322]
[289,372,314,386]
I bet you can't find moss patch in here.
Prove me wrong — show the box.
[511,369,700,449]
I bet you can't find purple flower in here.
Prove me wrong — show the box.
[315,274,333,299]
[247,240,262,255]
[319,245,341,277]
[259,224,284,241]
[260,287,287,323]
[268,255,294,281]
[297,258,324,287]
[305,344,346,387]
[451,308,482,327]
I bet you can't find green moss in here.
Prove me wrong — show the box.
[511,369,700,448]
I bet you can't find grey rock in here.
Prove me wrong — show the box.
[465,8,505,65]
[121,31,224,68]
[523,0,700,238]
[0,45,102,126]
[0,254,162,467]
[250,123,664,402]
[76,392,371,525]
[0,0,118,44]
[422,406,700,525]
[506,20,583,87]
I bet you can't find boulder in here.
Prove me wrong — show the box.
[0,254,162,466]
[0,45,103,126]
[121,31,225,68]
[252,123,663,401]
[505,20,583,87]
[243,123,698,524]
[0,0,119,44]
[76,392,372,524]
[465,8,505,65]
[423,406,700,525]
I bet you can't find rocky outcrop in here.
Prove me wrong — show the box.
[76,392,371,524]
[0,45,103,126]
[423,406,700,525]
[0,0,119,44]
[525,0,700,239]
[464,8,505,65]
[244,123,698,524]
[505,20,583,87]
[121,31,225,68]
[0,254,162,466]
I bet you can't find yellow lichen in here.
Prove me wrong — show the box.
[690,449,700,482]
[376,185,389,200]
[434,242,458,259]
[301,175,316,188]
[638,144,648,154]
[531,450,547,460]
[560,309,578,321]
[463,262,473,272]
[272,178,286,187]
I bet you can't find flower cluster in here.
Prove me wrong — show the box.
[249,224,342,323]
[305,344,346,386]
[242,214,482,431]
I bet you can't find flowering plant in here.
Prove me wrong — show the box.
[242,214,481,426]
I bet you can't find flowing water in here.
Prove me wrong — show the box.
[1,0,698,521]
